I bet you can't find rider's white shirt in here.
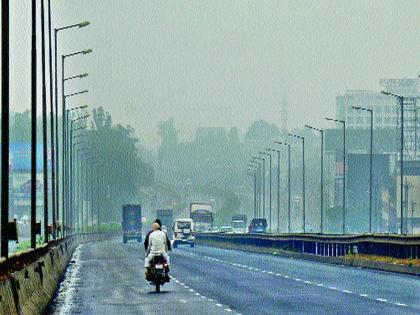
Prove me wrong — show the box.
[148,230,168,255]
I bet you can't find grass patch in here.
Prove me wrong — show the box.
[345,254,420,267]
[12,236,43,253]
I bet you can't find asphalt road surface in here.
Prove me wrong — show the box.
[48,238,420,315]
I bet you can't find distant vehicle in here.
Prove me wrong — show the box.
[231,214,247,233]
[190,203,214,232]
[220,226,233,233]
[212,226,220,233]
[156,209,174,239]
[248,218,268,234]
[173,218,195,248]
[122,204,142,243]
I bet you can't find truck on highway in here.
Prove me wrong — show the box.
[156,209,174,239]
[173,218,195,248]
[122,204,142,243]
[190,203,214,232]
[231,214,247,233]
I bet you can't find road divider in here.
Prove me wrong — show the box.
[195,233,420,276]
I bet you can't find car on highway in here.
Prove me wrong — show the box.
[248,218,268,233]
[220,226,233,233]
[173,218,195,248]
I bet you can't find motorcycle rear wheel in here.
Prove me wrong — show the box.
[156,283,160,292]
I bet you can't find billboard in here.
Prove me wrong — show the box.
[9,143,52,172]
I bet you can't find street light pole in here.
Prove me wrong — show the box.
[1,0,10,258]
[274,141,291,233]
[260,151,272,232]
[289,133,306,233]
[254,156,266,219]
[251,159,262,217]
[41,0,50,243]
[31,0,37,249]
[47,0,57,239]
[326,117,346,234]
[61,50,91,235]
[54,22,90,231]
[353,106,374,233]
[268,148,281,233]
[305,125,324,234]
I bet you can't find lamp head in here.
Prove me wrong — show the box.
[78,21,90,28]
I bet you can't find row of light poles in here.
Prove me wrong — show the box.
[247,94,406,235]
[0,1,98,258]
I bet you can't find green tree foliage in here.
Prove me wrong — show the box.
[88,107,154,221]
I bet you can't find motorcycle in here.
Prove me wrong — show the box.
[148,254,170,292]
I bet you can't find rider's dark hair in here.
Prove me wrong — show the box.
[154,219,162,227]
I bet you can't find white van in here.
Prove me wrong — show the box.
[173,218,195,248]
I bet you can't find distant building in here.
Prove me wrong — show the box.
[336,90,398,129]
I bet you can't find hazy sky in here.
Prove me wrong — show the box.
[5,0,420,148]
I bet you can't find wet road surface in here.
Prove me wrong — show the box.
[48,238,420,315]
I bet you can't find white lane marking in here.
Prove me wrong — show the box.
[179,299,187,304]
[189,288,194,292]
[187,250,411,310]
[376,298,388,303]
[225,308,233,312]
[216,303,223,307]
[395,303,408,307]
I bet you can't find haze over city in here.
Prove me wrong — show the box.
[5,0,420,148]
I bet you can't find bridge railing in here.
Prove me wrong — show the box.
[195,233,420,259]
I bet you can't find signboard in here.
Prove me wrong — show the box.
[9,143,52,172]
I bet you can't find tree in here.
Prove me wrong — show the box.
[87,107,154,221]
[244,120,280,141]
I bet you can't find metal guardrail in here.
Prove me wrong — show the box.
[195,233,420,259]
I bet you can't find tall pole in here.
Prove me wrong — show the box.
[305,125,324,234]
[61,56,66,235]
[302,137,305,233]
[254,172,257,218]
[1,0,10,258]
[288,144,291,233]
[54,29,59,233]
[261,152,272,232]
[325,118,346,234]
[41,0,50,243]
[369,111,373,233]
[289,134,305,233]
[261,158,265,219]
[343,121,346,234]
[31,0,37,249]
[277,151,280,233]
[320,131,324,233]
[47,0,56,239]
[352,107,374,233]
[399,97,404,234]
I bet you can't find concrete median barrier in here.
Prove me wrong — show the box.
[0,232,119,315]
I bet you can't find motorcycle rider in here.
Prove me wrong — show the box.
[144,219,171,252]
[144,222,170,280]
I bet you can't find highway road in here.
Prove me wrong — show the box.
[48,238,420,315]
